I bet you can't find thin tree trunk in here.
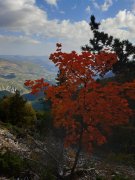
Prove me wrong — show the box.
[70,129,83,178]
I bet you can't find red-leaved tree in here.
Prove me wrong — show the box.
[25,43,135,176]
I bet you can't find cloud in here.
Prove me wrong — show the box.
[101,0,113,11]
[0,35,40,44]
[0,0,47,32]
[132,2,135,14]
[0,35,45,55]
[0,0,92,55]
[92,0,100,9]
[85,5,91,14]
[92,0,113,11]
[101,10,135,42]
[0,1,135,56]
[0,0,91,39]
[44,0,58,6]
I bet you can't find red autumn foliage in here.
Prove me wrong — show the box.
[25,44,135,153]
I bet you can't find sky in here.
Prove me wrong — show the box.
[0,0,135,56]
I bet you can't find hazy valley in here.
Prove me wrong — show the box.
[0,55,57,94]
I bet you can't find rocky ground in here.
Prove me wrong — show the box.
[0,126,135,179]
[62,153,135,180]
[76,157,135,179]
[0,128,30,156]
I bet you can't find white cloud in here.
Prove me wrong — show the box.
[0,0,47,32]
[44,0,58,6]
[0,1,135,56]
[92,0,113,11]
[85,5,91,14]
[101,0,113,11]
[132,2,135,14]
[0,34,63,56]
[101,10,135,42]
[92,0,100,9]
[0,0,92,55]
[0,35,40,44]
[0,0,91,39]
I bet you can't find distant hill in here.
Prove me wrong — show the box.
[0,56,57,94]
[23,91,45,101]
[0,55,57,73]
[22,92,45,110]
[0,90,12,99]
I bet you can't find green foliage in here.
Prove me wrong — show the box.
[36,110,53,137]
[41,168,57,180]
[22,102,36,128]
[0,90,36,128]
[112,175,129,180]
[0,121,26,138]
[0,151,26,177]
[9,90,27,125]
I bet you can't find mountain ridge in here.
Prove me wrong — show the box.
[0,56,57,94]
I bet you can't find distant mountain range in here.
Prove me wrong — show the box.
[0,55,57,94]
[0,55,57,73]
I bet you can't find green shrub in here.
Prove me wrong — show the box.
[41,167,57,180]
[0,151,26,177]
[0,90,36,129]
[112,175,129,180]
[36,110,53,136]
[106,153,135,166]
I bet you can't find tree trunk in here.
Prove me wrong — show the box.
[69,129,83,179]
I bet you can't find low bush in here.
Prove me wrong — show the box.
[0,151,26,177]
[36,110,53,137]
[106,153,135,166]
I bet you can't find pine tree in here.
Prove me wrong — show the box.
[82,15,135,77]
[9,90,27,125]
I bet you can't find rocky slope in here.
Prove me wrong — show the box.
[0,125,135,179]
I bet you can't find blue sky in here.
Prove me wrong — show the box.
[39,0,132,21]
[0,0,135,56]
